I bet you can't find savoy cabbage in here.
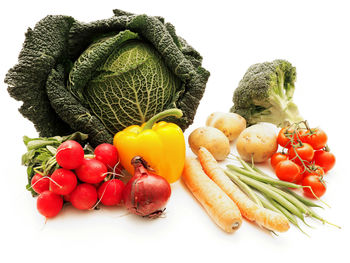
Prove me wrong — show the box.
[5,9,210,146]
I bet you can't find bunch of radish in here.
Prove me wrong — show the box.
[31,140,172,220]
[33,141,124,218]
[270,121,336,199]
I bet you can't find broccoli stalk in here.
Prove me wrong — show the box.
[231,59,303,127]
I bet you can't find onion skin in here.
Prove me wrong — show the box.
[123,156,171,218]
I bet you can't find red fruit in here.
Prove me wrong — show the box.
[277,128,303,148]
[50,168,78,195]
[98,179,124,206]
[70,183,97,210]
[302,174,327,198]
[56,140,84,169]
[301,128,328,150]
[302,164,325,177]
[313,150,336,173]
[75,158,108,184]
[37,191,63,218]
[94,143,119,170]
[275,160,301,182]
[288,143,314,164]
[31,173,50,194]
[270,152,289,170]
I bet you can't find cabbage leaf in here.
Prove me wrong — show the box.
[5,9,210,146]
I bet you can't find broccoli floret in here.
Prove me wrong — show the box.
[231,59,303,127]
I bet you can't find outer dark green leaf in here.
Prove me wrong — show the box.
[5,16,75,137]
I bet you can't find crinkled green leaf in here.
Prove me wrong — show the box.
[5,16,75,137]
[68,30,140,104]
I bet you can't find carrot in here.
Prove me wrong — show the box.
[197,147,290,232]
[182,156,242,233]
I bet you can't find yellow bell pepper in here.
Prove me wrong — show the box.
[113,109,186,183]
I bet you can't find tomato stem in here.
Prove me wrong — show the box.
[282,122,316,176]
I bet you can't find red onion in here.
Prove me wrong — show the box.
[123,156,171,218]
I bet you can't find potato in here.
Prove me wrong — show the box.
[188,127,230,161]
[236,123,278,163]
[206,112,246,142]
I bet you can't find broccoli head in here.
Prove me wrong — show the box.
[231,59,303,127]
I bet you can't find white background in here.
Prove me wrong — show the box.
[1,0,349,262]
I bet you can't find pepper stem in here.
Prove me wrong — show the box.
[142,109,183,131]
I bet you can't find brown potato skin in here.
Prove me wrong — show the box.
[188,127,230,161]
[236,124,277,163]
[206,112,246,142]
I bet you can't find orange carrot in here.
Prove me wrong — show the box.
[198,147,290,232]
[182,156,242,233]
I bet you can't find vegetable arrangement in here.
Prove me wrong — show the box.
[26,137,126,218]
[23,109,183,219]
[4,7,339,237]
[184,60,338,234]
[185,111,338,234]
[26,136,174,219]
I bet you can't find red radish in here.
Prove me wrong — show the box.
[97,179,124,206]
[31,173,50,194]
[123,156,171,218]
[37,191,63,218]
[75,158,107,184]
[94,143,119,170]
[70,183,97,210]
[56,140,84,169]
[50,168,78,195]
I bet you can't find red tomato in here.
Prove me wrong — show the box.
[301,128,328,150]
[288,143,314,164]
[277,128,298,148]
[270,152,289,169]
[313,150,336,172]
[302,164,325,177]
[293,172,304,185]
[302,174,326,198]
[275,160,301,182]
[295,164,324,185]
